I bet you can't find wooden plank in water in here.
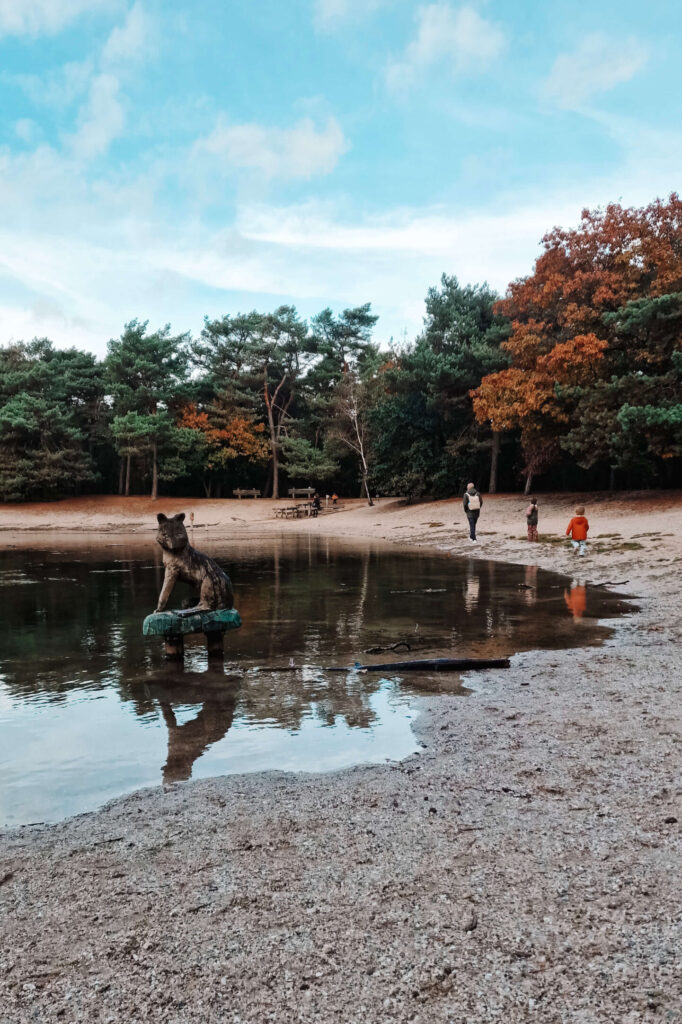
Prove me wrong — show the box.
[262,657,510,673]
[340,657,510,673]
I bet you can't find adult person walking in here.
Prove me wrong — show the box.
[463,482,482,543]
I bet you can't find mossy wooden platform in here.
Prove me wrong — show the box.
[143,607,242,659]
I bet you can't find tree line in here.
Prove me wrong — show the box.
[1,194,681,503]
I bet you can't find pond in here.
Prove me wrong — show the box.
[0,535,630,826]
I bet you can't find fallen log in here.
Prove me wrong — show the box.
[258,657,510,674]
[333,657,510,673]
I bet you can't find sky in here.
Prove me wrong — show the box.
[1,0,681,356]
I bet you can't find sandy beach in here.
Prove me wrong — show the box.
[1,492,681,1023]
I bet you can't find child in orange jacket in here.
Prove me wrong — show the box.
[566,506,589,556]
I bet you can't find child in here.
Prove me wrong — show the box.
[566,506,589,556]
[526,497,539,541]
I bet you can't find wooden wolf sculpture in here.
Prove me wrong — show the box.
[154,513,233,615]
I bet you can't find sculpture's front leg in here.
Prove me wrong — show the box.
[155,568,177,613]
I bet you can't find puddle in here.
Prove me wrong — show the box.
[0,536,631,826]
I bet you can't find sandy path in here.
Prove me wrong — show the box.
[1,493,681,1023]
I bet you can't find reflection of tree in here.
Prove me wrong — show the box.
[0,540,627,743]
[237,671,377,732]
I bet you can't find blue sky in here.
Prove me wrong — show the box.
[1,0,681,355]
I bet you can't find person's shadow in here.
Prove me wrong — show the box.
[141,668,239,784]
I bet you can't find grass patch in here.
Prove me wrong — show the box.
[596,532,622,538]
[425,522,445,528]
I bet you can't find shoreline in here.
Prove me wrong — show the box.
[1,493,681,1022]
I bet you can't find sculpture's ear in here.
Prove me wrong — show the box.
[174,512,186,523]
[156,513,168,524]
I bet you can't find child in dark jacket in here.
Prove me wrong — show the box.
[526,497,539,541]
[566,506,589,556]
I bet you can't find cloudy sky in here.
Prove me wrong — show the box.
[1,0,680,355]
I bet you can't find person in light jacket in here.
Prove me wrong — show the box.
[463,482,482,543]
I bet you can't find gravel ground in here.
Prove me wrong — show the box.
[1,496,681,1023]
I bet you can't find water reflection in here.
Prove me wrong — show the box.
[564,581,587,620]
[141,670,239,784]
[0,537,631,825]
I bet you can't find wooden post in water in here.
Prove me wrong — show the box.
[205,631,224,662]
[164,634,185,659]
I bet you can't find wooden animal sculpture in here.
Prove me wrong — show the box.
[154,513,233,615]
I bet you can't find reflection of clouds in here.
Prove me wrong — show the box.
[189,683,417,781]
[0,539,632,825]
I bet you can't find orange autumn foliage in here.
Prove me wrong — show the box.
[474,332,607,431]
[178,403,268,469]
[472,193,682,451]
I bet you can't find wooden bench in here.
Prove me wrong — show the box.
[233,488,261,498]
[287,487,315,500]
[143,607,242,660]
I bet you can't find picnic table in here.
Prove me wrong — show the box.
[273,503,317,519]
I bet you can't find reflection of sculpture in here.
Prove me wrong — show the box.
[159,698,236,783]
[142,668,239,783]
[154,513,233,615]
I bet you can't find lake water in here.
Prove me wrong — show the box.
[0,536,630,826]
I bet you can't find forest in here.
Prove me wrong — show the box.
[1,194,681,503]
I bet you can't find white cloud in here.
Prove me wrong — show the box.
[101,2,149,66]
[196,116,349,181]
[0,0,116,37]
[386,3,506,91]
[1,100,681,356]
[313,0,386,32]
[69,73,125,159]
[11,59,94,109]
[544,34,648,110]
[14,119,41,144]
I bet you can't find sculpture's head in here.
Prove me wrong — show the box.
[156,512,188,552]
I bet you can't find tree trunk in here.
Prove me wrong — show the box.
[151,442,158,500]
[488,431,500,494]
[609,465,616,491]
[263,378,280,499]
[118,458,125,496]
[524,472,533,496]
[125,454,131,497]
[271,445,279,500]
[361,470,374,507]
